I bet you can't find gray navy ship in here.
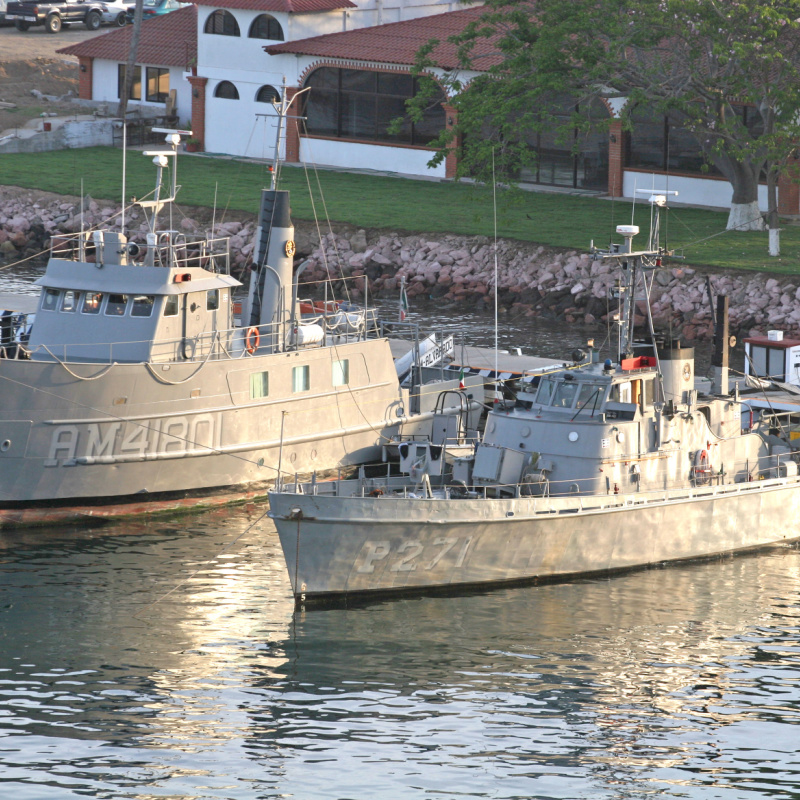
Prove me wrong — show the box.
[0,128,472,527]
[270,200,800,604]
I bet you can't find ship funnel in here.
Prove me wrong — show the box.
[660,341,694,405]
[246,189,295,334]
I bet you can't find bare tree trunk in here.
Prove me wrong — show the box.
[117,0,144,119]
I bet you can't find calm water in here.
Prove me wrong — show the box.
[2,508,800,799]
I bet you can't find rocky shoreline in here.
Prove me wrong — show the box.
[0,186,787,342]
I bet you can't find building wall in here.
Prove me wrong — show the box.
[622,169,769,211]
[299,137,446,178]
[197,1,465,163]
[92,58,192,124]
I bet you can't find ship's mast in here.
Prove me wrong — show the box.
[596,192,676,364]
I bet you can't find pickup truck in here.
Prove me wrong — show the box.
[6,0,106,31]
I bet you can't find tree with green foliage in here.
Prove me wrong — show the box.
[411,0,800,251]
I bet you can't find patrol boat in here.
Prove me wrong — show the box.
[0,128,472,527]
[269,211,800,605]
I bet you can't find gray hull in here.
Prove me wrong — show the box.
[270,476,800,601]
[0,338,428,510]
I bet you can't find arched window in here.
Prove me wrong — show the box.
[249,14,283,40]
[204,9,240,36]
[256,85,280,104]
[303,67,446,146]
[215,81,240,100]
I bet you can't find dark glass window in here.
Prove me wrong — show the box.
[82,292,103,315]
[164,295,179,317]
[255,85,280,104]
[207,289,219,311]
[514,95,609,190]
[117,64,141,101]
[131,295,154,317]
[42,288,60,312]
[626,104,728,177]
[248,14,283,40]
[303,67,446,146]
[214,81,239,100]
[204,9,240,36]
[61,290,81,312]
[145,67,169,103]
[105,294,129,316]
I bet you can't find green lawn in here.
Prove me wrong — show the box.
[1,146,798,274]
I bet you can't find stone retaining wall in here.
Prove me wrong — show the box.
[0,187,786,341]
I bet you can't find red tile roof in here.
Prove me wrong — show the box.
[265,5,500,70]
[57,5,197,67]
[194,0,355,10]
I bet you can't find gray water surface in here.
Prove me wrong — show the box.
[1,504,800,799]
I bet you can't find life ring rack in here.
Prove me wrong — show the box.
[245,326,260,354]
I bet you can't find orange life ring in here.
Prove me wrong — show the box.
[245,326,260,354]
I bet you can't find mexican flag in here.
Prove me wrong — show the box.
[399,277,409,322]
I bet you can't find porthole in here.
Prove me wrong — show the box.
[0,440,10,452]
[568,431,579,442]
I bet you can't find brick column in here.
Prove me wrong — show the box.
[443,103,459,180]
[78,56,94,100]
[778,165,800,216]
[188,75,208,150]
[607,118,624,198]
[284,86,301,163]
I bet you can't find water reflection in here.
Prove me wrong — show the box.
[263,547,800,799]
[1,509,800,798]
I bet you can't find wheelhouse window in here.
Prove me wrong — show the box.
[292,365,310,393]
[61,290,81,312]
[250,371,269,399]
[164,295,179,317]
[41,288,60,312]
[248,14,283,40]
[535,377,556,406]
[204,9,239,36]
[131,295,155,317]
[117,64,141,101]
[255,84,280,104]
[105,294,129,316]
[303,67,446,146]
[214,81,239,100]
[332,359,349,387]
[207,289,219,311]
[576,383,604,412]
[82,292,103,314]
[145,67,169,103]
[552,381,579,409]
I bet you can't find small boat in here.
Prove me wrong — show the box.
[0,106,479,527]
[269,203,800,605]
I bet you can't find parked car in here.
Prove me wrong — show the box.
[6,0,106,32]
[125,0,187,22]
[100,0,128,25]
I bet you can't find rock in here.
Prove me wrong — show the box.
[350,229,368,253]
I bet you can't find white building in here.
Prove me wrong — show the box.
[60,1,800,214]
